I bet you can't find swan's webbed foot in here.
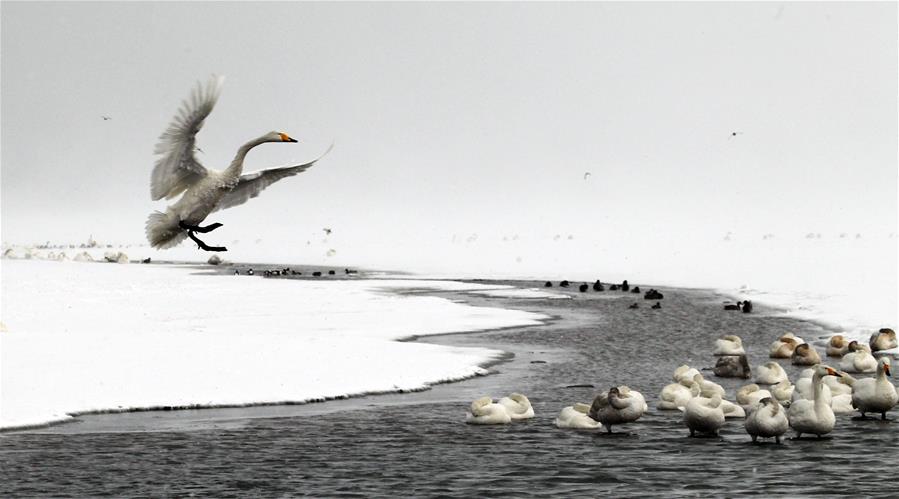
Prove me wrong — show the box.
[180,222,227,252]
[179,221,223,234]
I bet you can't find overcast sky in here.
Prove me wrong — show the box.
[2,2,896,276]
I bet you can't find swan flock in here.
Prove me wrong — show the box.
[466,331,897,443]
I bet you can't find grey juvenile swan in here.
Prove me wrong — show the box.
[146,76,331,251]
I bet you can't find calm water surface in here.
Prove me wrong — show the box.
[2,281,897,497]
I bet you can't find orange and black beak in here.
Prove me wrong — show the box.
[825,367,842,377]
[885,364,892,377]
[278,133,298,143]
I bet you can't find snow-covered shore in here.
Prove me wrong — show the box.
[0,259,552,430]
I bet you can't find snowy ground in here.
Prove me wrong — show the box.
[0,259,552,430]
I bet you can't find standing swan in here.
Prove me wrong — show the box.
[146,76,332,251]
[745,397,789,443]
[788,365,841,438]
[851,357,898,420]
[683,394,725,437]
[589,387,645,433]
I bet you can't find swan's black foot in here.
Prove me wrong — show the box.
[179,221,223,233]
[185,229,227,252]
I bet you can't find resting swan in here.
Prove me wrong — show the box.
[555,403,601,429]
[869,328,898,353]
[851,357,898,419]
[788,365,841,438]
[673,365,701,384]
[737,384,773,406]
[683,394,725,437]
[693,374,725,398]
[791,343,822,366]
[589,387,646,433]
[771,380,794,404]
[745,397,789,443]
[713,335,745,356]
[755,362,788,385]
[465,396,512,424]
[146,76,332,251]
[839,341,877,373]
[658,380,700,410]
[498,393,535,420]
[769,333,804,358]
[826,335,850,357]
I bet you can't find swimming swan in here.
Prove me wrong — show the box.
[851,357,898,419]
[466,396,512,424]
[826,335,850,357]
[589,387,646,433]
[791,343,822,366]
[755,362,788,385]
[737,384,773,406]
[145,76,332,251]
[769,333,804,358]
[713,335,745,356]
[745,397,789,443]
[658,380,700,410]
[839,341,877,373]
[683,394,725,437]
[498,393,535,420]
[555,403,602,429]
[869,328,898,353]
[788,365,841,438]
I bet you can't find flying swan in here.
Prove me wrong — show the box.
[145,75,331,251]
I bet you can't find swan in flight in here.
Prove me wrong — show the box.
[145,76,331,251]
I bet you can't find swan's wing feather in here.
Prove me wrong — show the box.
[150,75,225,200]
[213,144,333,212]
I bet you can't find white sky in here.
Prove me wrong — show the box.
[2,1,896,276]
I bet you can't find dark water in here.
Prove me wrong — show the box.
[2,282,897,497]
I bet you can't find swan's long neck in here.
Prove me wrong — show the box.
[813,372,827,411]
[223,135,271,182]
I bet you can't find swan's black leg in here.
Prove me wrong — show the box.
[179,221,223,233]
[186,230,227,252]
[775,435,780,444]
[606,426,612,434]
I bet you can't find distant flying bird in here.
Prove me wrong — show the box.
[323,228,332,235]
[101,116,111,121]
[145,75,332,252]
[584,172,592,180]
[730,131,742,138]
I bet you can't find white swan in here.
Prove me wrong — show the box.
[145,76,331,250]
[791,343,822,366]
[771,380,794,404]
[769,333,804,358]
[851,357,898,419]
[745,397,789,443]
[736,384,773,406]
[693,374,725,398]
[498,393,535,420]
[683,394,725,437]
[792,368,833,405]
[839,341,877,373]
[658,380,700,410]
[869,328,898,353]
[720,399,746,419]
[465,396,512,424]
[755,362,788,385]
[831,393,855,415]
[589,387,646,433]
[713,335,745,356]
[673,365,700,384]
[826,335,850,357]
[554,403,601,429]
[788,365,841,438]
[617,386,649,413]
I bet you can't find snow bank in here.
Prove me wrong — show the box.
[0,260,548,430]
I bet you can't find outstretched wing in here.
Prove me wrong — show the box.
[150,75,225,200]
[213,143,333,213]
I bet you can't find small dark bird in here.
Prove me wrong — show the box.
[345,268,358,275]
[730,131,742,138]
[544,281,553,287]
[328,270,336,275]
[628,303,639,309]
[247,268,254,275]
[652,302,662,309]
[579,283,588,292]
[312,271,322,277]
[559,280,570,288]
[101,116,111,121]
[584,172,592,180]
[323,228,332,235]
